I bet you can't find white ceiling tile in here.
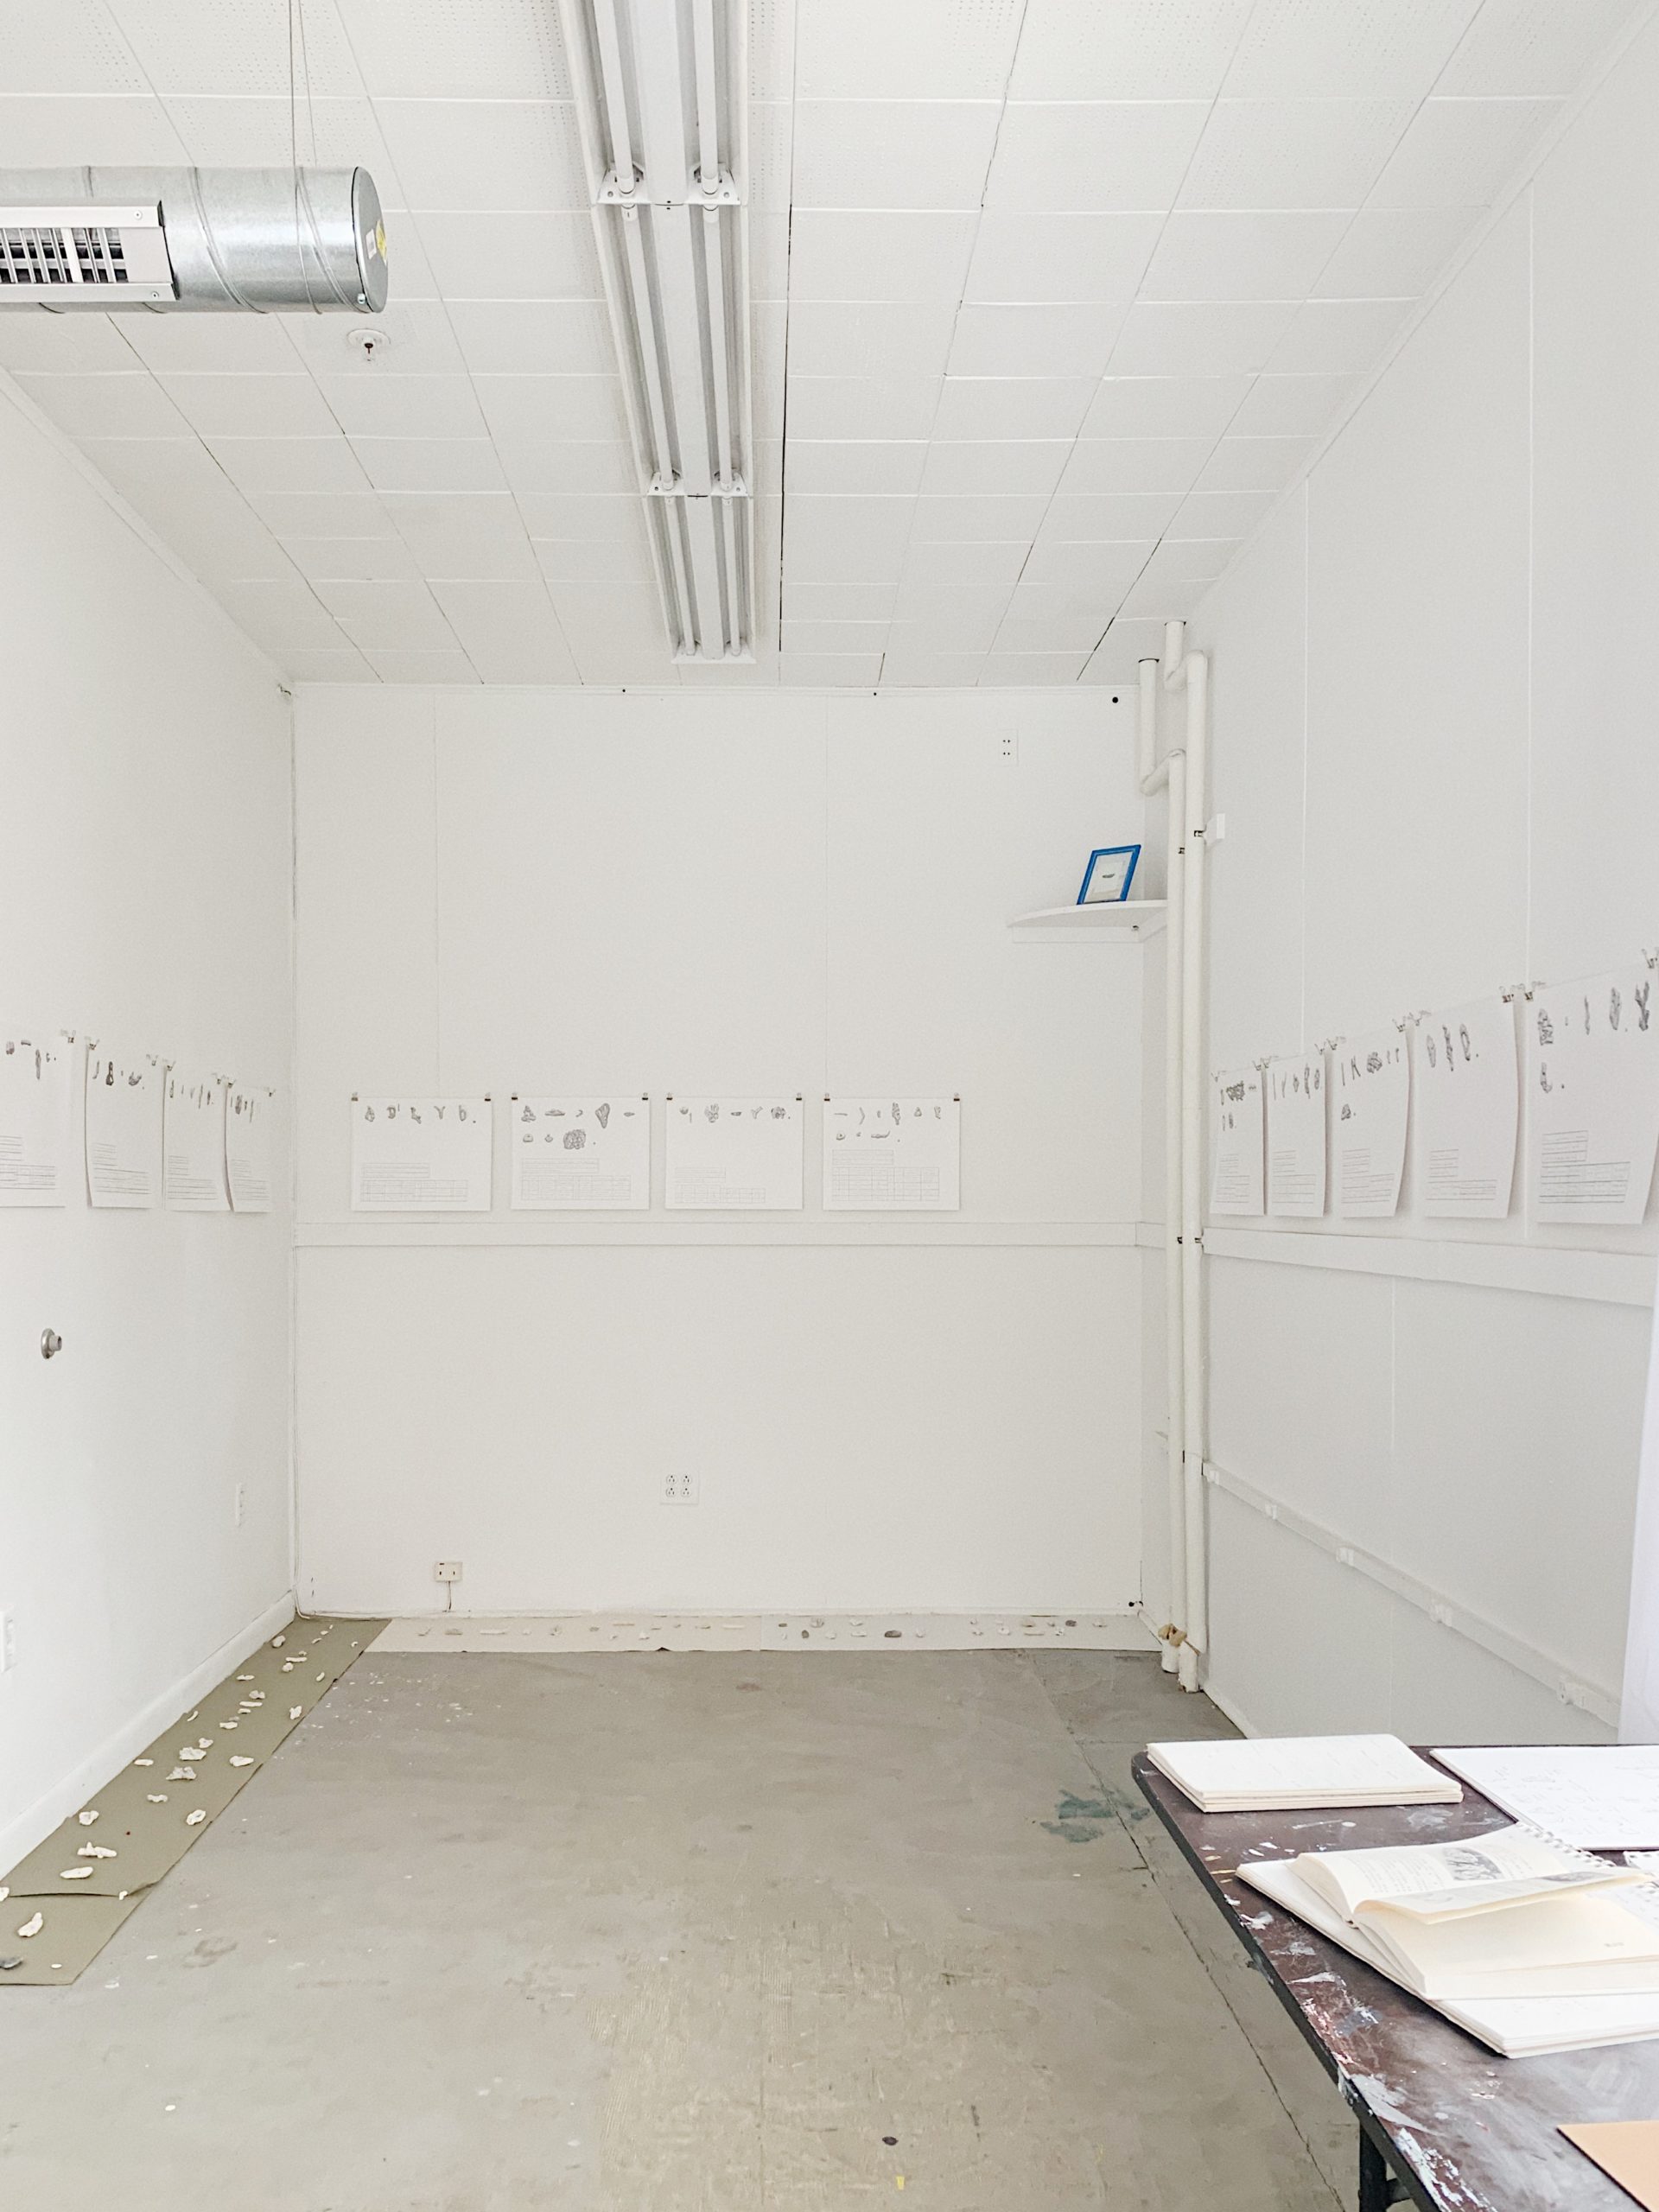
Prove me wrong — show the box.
[796,0,1024,97]
[204,435,372,496]
[413,211,601,301]
[786,442,929,496]
[353,438,508,493]
[1168,487,1280,534]
[749,211,790,303]
[0,313,137,373]
[779,620,893,654]
[282,648,378,682]
[891,582,1015,625]
[363,649,480,683]
[753,438,784,497]
[4,3,150,94]
[334,0,573,98]
[429,581,579,683]
[471,374,626,443]
[384,491,542,578]
[1082,373,1252,437]
[879,652,988,686]
[13,371,190,439]
[159,372,340,439]
[1109,300,1297,376]
[492,439,637,496]
[1437,0,1641,95]
[931,378,1095,441]
[1265,296,1414,373]
[1227,371,1360,435]
[1020,539,1155,588]
[1039,492,1185,539]
[448,300,614,376]
[1056,437,1214,497]
[784,495,916,582]
[949,302,1128,379]
[919,441,1071,496]
[747,99,797,209]
[512,493,646,541]
[547,581,669,643]
[251,491,399,537]
[909,493,1053,541]
[984,102,1211,210]
[1367,95,1561,209]
[1222,0,1479,97]
[783,583,899,622]
[1180,99,1414,207]
[283,302,465,377]
[110,0,361,94]
[900,538,1030,585]
[1191,435,1316,491]
[1312,207,1478,296]
[883,612,1005,652]
[1010,0,1254,98]
[107,469,297,579]
[786,302,958,380]
[213,578,346,648]
[995,610,1112,653]
[788,211,979,303]
[981,652,1087,684]
[785,377,943,442]
[1141,211,1353,301]
[1118,574,1215,618]
[315,372,488,439]
[374,99,588,212]
[1005,577,1119,625]
[791,101,1002,210]
[963,210,1163,302]
[316,577,459,649]
[0,93,182,162]
[779,654,885,686]
[1081,614,1173,680]
[531,538,652,584]
[118,315,305,373]
[283,536,423,582]
[1136,537,1241,582]
[162,95,392,170]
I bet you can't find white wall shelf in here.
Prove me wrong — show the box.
[1007,899,1167,941]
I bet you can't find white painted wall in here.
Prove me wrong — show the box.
[293,684,1147,1618]
[0,386,294,1866]
[1184,23,1659,1742]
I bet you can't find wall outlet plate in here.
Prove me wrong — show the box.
[662,1471,699,1505]
[434,1560,463,1583]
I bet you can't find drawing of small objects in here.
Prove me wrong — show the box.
[1540,1060,1553,1093]
[433,1103,446,1120]
[1459,1024,1471,1061]
[595,1103,610,1129]
[386,1104,398,1122]
[458,1105,469,1122]
[105,1062,116,1085]
[521,1132,534,1145]
[1365,1051,1382,1074]
[410,1107,423,1124]
[751,1105,763,1117]
[1425,1033,1436,1066]
[563,1128,587,1150]
[521,1104,535,1122]
[1611,985,1623,1031]
[932,1105,941,1119]
[770,1105,786,1120]
[1537,1008,1554,1045]
[1340,1103,1353,1121]
[704,1104,721,1123]
[1584,996,1592,1034]
[550,1108,566,1117]
[1442,1026,1454,1069]
[1638,981,1651,1032]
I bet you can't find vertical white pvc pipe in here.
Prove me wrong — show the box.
[1178,647,1210,1690]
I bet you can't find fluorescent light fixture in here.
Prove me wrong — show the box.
[558,0,754,663]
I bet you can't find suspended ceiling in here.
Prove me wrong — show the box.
[0,0,1641,686]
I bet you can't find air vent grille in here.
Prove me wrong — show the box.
[0,204,175,303]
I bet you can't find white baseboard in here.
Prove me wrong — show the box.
[1195,1676,1261,1738]
[0,1591,296,1872]
[372,1607,1158,1655]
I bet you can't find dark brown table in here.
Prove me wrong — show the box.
[1133,1751,1659,2212]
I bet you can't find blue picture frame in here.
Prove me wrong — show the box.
[1077,843,1141,906]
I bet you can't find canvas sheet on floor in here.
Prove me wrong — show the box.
[0,1031,74,1206]
[666,1097,803,1210]
[1414,996,1518,1219]
[823,1097,960,1210]
[85,1046,161,1208]
[351,1096,493,1212]
[511,1096,649,1210]
[226,1084,274,1213]
[1529,969,1659,1226]
[1264,1055,1325,1217]
[163,1069,230,1211]
[1211,1067,1265,1217]
[1331,1027,1409,1219]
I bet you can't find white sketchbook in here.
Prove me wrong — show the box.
[1331,1027,1409,1220]
[1211,1067,1265,1217]
[86,1046,161,1208]
[1433,1746,1659,1853]
[823,1097,960,1211]
[1415,995,1518,1219]
[1148,1734,1459,1814]
[511,1096,649,1211]
[226,1085,275,1214]
[1528,969,1659,1226]
[352,1096,493,1212]
[1265,1055,1325,1217]
[666,1097,803,1211]
[164,1069,230,1211]
[0,1032,74,1206]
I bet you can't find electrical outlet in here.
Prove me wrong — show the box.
[998,728,1019,764]
[1,1611,15,1671]
[662,1471,700,1505]
[233,1483,246,1529]
[434,1560,463,1584]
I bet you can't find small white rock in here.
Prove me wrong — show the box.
[17,1913,43,1939]
[78,1845,117,1859]
[230,1757,254,1768]
[77,1810,100,1827]
[185,1810,207,1827]
[146,1794,168,1804]
[60,1868,94,1882]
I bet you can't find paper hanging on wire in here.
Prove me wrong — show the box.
[164,1069,230,1211]
[1210,1067,1265,1217]
[666,1097,803,1211]
[823,1098,960,1211]
[351,1096,493,1212]
[86,1046,161,1208]
[1331,1027,1409,1219]
[226,1084,275,1213]
[1414,996,1518,1219]
[511,1096,649,1210]
[1264,1055,1325,1217]
[0,1031,75,1206]
[1529,969,1659,1227]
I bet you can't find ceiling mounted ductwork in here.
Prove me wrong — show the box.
[0,168,388,315]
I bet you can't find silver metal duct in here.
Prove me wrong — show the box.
[0,168,387,312]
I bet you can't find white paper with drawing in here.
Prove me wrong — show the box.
[666,1097,803,1211]
[1211,1067,1264,1217]
[163,1069,230,1211]
[226,1084,274,1213]
[352,1096,493,1212]
[1529,970,1659,1226]
[1265,1055,1325,1217]
[85,1046,161,1208]
[1414,997,1518,1218]
[1332,1027,1409,1219]
[823,1098,960,1211]
[511,1096,649,1210]
[0,1033,74,1205]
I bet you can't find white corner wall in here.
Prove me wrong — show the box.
[0,387,295,1866]
[1187,21,1659,1743]
[293,684,1146,1618]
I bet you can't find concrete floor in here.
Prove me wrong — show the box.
[0,1650,1352,2209]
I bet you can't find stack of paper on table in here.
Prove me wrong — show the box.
[1241,1822,1659,2058]
[1146,1733,1461,1813]
[1432,1745,1659,1851]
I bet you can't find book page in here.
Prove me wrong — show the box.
[1529,969,1659,1225]
[1414,995,1519,1218]
[0,1032,74,1207]
[510,1096,649,1211]
[352,1096,493,1213]
[163,1069,230,1212]
[1149,1732,1456,1806]
[86,1046,161,1209]
[226,1085,275,1213]
[666,1097,803,1211]
[823,1097,960,1211]
[1265,1054,1325,1217]
[1331,1027,1408,1220]
[1210,1067,1265,1217]
[1300,1823,1586,1922]
[1434,1745,1659,1851]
